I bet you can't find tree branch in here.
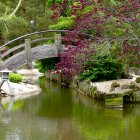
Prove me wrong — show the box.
[9,0,23,17]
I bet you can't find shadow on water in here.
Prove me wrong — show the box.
[0,76,140,140]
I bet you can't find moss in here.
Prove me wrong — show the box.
[85,80,91,84]
[111,82,120,88]
[121,84,129,89]
[91,86,97,96]
[110,82,120,91]
[9,73,22,83]
[121,82,138,90]
[110,87,115,92]
[136,77,140,83]
[128,82,136,89]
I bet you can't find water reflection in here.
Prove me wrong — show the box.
[0,97,15,114]
[0,77,140,140]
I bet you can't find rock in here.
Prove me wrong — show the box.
[121,84,129,89]
[91,86,97,97]
[17,69,43,76]
[128,82,136,89]
[133,91,140,102]
[111,82,120,88]
[109,89,133,97]
[0,79,41,98]
[135,68,140,75]
[136,77,140,83]
[121,82,139,91]
[123,91,140,103]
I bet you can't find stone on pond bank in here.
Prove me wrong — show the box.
[0,69,42,104]
[71,75,140,106]
[45,71,140,106]
[0,80,41,96]
[17,69,43,76]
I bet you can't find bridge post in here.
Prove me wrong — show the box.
[55,34,62,54]
[25,39,32,69]
[0,53,3,71]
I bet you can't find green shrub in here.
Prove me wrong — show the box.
[9,73,23,83]
[136,77,140,83]
[78,57,124,82]
[35,57,60,73]
[49,16,75,30]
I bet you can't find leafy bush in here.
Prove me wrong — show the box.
[9,73,23,83]
[35,57,60,73]
[78,57,124,82]
[49,16,75,30]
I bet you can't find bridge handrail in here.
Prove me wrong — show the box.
[1,37,55,59]
[1,43,25,59]
[0,30,94,49]
[0,30,66,49]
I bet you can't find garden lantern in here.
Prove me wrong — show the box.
[0,68,12,80]
[0,68,14,96]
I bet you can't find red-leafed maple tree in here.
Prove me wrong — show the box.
[50,0,140,80]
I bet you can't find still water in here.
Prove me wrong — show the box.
[0,76,140,140]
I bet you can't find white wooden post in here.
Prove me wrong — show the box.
[25,39,32,69]
[55,34,62,54]
[0,53,3,71]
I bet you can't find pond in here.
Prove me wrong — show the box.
[0,76,140,140]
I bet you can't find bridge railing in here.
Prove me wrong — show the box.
[0,30,94,50]
[0,30,67,57]
[1,37,55,60]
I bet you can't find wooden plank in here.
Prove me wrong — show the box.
[32,44,58,61]
[4,51,26,71]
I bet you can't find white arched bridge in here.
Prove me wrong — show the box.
[0,30,65,71]
[0,30,93,71]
